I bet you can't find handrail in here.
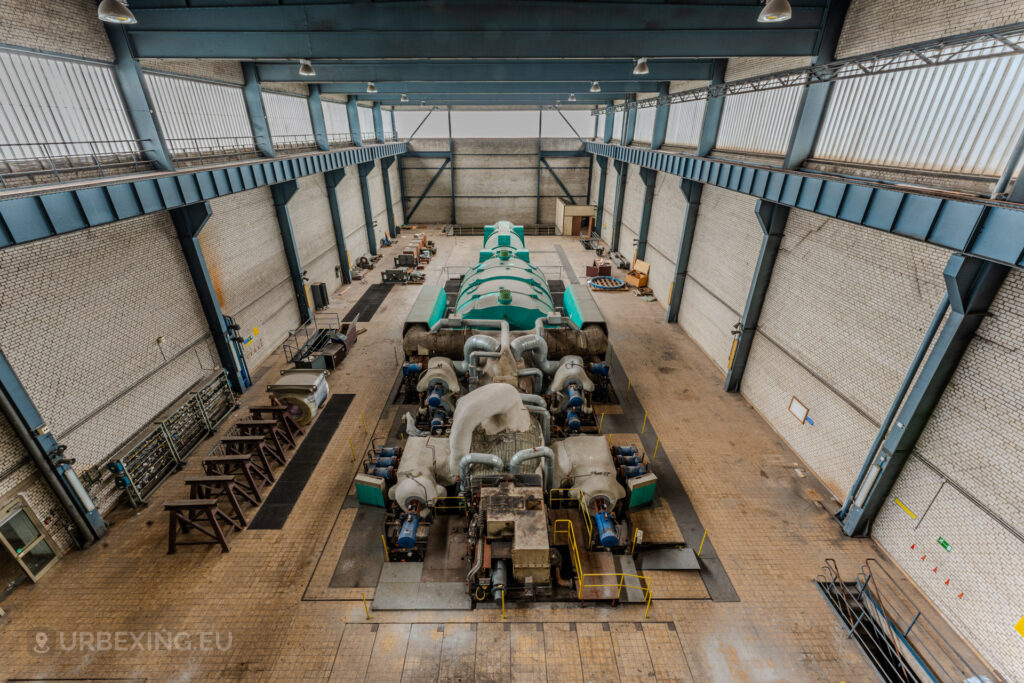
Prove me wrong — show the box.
[433,496,467,515]
[553,518,653,618]
[548,488,593,544]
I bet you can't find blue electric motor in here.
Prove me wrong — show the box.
[402,362,421,376]
[594,510,619,548]
[590,362,610,376]
[367,466,394,479]
[427,384,444,407]
[614,454,643,467]
[371,456,397,468]
[566,409,582,432]
[430,409,447,431]
[566,383,584,407]
[620,464,647,478]
[613,445,638,457]
[375,446,399,459]
[397,513,421,549]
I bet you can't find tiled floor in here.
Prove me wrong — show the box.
[0,227,968,680]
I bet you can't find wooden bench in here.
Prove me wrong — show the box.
[203,454,272,501]
[248,405,304,441]
[185,475,256,527]
[164,499,242,554]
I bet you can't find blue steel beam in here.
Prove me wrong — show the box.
[347,99,363,147]
[0,142,408,248]
[307,84,329,151]
[634,167,658,261]
[373,103,385,144]
[594,156,609,238]
[0,350,107,543]
[170,202,247,393]
[270,180,312,324]
[380,156,397,238]
[257,60,717,84]
[105,25,174,172]
[621,95,637,147]
[541,159,576,205]
[650,83,670,151]
[319,82,661,95]
[609,160,628,253]
[666,180,702,323]
[360,95,614,107]
[324,169,351,283]
[724,201,788,392]
[357,161,378,255]
[242,62,274,157]
[405,158,450,222]
[839,254,1009,536]
[584,142,1024,270]
[126,3,826,58]
[602,104,614,143]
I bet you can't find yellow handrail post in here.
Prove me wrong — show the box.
[361,592,371,620]
[361,411,369,435]
[501,590,506,620]
[652,436,660,459]
[630,527,640,555]
[598,412,605,434]
[381,534,389,561]
[349,437,356,462]
[697,529,708,557]
[641,410,648,434]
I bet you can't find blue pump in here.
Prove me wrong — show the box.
[613,445,638,457]
[566,383,584,407]
[367,466,394,478]
[430,409,447,431]
[590,362,610,376]
[594,511,618,547]
[620,464,647,478]
[397,514,421,549]
[566,409,581,432]
[614,454,643,467]
[371,456,397,468]
[427,384,444,407]
[402,362,421,376]
[375,447,399,458]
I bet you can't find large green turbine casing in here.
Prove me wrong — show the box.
[454,221,555,330]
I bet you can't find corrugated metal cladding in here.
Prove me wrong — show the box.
[815,49,1024,177]
[717,87,801,155]
[383,112,395,138]
[145,73,253,154]
[0,48,137,160]
[322,100,350,138]
[665,99,706,148]
[633,106,656,143]
[261,90,314,143]
[357,105,375,138]
[612,110,624,141]
[595,111,606,138]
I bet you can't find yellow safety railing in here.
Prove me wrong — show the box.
[553,519,653,619]
[548,488,593,544]
[433,496,467,515]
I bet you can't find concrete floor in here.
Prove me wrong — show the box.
[0,227,965,681]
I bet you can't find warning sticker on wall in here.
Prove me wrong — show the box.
[1016,616,1024,640]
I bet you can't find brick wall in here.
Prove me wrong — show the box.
[645,173,685,305]
[724,57,812,81]
[0,213,217,514]
[388,161,405,226]
[198,187,299,369]
[836,0,1024,58]
[264,82,309,98]
[617,165,643,260]
[0,0,113,62]
[289,175,343,295]
[339,169,370,261]
[601,162,619,239]
[677,186,762,370]
[367,161,388,245]
[138,59,245,85]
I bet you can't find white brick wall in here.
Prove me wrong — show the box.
[0,0,113,62]
[289,174,342,294]
[138,59,244,85]
[618,165,643,259]
[645,172,685,305]
[836,0,1024,58]
[0,212,216,513]
[601,163,619,239]
[388,161,405,226]
[740,210,948,495]
[340,170,370,260]
[677,186,762,370]
[367,161,389,245]
[198,187,299,368]
[265,82,309,98]
[725,57,812,82]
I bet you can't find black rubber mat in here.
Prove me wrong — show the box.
[342,283,394,322]
[248,394,354,530]
[554,244,579,284]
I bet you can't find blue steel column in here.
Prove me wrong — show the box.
[390,108,398,141]
[270,180,312,323]
[0,351,106,544]
[609,160,627,252]
[593,156,608,237]
[347,99,364,147]
[602,104,614,143]
[357,161,378,255]
[634,167,658,261]
[666,179,702,323]
[171,202,248,393]
[621,95,637,146]
[373,103,385,143]
[380,156,397,238]
[324,169,352,283]
[650,82,670,150]
[723,201,788,392]
[308,84,329,151]
[242,62,275,157]
[696,60,727,158]
[104,26,174,171]
[839,255,1008,536]
[722,0,847,391]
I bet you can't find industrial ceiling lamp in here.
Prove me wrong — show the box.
[568,92,577,102]
[298,59,316,77]
[400,93,409,102]
[758,0,792,22]
[590,81,601,93]
[632,57,649,76]
[98,0,137,24]
[366,82,378,93]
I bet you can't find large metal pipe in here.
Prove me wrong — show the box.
[453,334,500,374]
[839,292,950,520]
[0,389,96,546]
[524,405,551,446]
[509,446,554,489]
[404,324,608,360]
[458,452,504,494]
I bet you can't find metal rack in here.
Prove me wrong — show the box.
[107,372,237,507]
